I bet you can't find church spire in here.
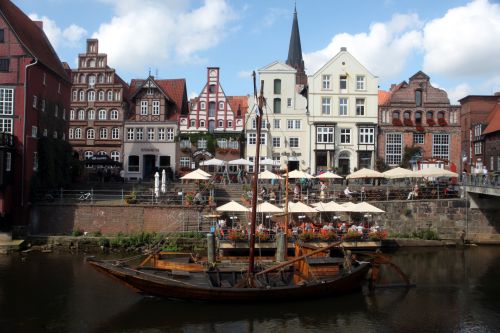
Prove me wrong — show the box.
[286,4,307,85]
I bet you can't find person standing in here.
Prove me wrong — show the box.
[119,168,125,183]
[483,165,489,185]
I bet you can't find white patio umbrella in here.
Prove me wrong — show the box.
[193,168,211,177]
[258,170,283,180]
[254,201,283,213]
[313,201,349,212]
[341,201,357,212]
[154,172,160,198]
[287,201,318,213]
[382,167,418,179]
[288,169,314,179]
[414,166,458,178]
[352,202,385,213]
[346,168,384,179]
[200,158,225,166]
[161,169,166,193]
[315,171,343,179]
[260,157,276,165]
[227,158,253,166]
[216,200,250,212]
[180,169,210,180]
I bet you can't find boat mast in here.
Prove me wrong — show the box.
[248,71,264,274]
[284,166,289,258]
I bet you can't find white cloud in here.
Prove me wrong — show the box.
[238,70,253,79]
[422,0,500,77]
[303,13,423,79]
[28,14,87,49]
[188,91,198,100]
[93,0,237,72]
[445,83,472,104]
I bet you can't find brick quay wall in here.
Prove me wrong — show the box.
[29,199,500,243]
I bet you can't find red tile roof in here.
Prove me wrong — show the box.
[227,96,248,117]
[0,0,70,81]
[378,90,391,106]
[482,105,500,135]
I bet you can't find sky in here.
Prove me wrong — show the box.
[13,0,500,103]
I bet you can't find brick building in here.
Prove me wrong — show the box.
[123,76,188,180]
[179,67,247,172]
[0,0,71,226]
[459,93,500,173]
[378,71,461,171]
[482,105,500,174]
[69,39,129,165]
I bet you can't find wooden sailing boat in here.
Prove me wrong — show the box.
[87,73,372,302]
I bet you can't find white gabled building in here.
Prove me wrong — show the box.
[308,47,378,175]
[246,61,308,172]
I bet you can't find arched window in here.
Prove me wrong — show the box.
[75,128,82,139]
[100,128,108,139]
[87,128,95,139]
[404,111,411,119]
[200,120,205,128]
[87,109,95,120]
[114,91,120,101]
[274,98,281,114]
[98,74,104,83]
[69,128,74,139]
[87,59,95,67]
[415,111,422,124]
[78,109,85,120]
[426,111,434,119]
[110,151,120,162]
[98,90,105,101]
[84,151,93,159]
[79,75,85,84]
[97,151,106,156]
[392,111,400,119]
[219,102,224,110]
[111,128,120,139]
[107,90,113,101]
[218,120,223,127]
[70,109,75,120]
[200,102,206,110]
[208,102,216,117]
[88,75,96,86]
[415,89,422,107]
[72,90,77,101]
[110,109,118,120]
[98,109,107,120]
[87,90,95,101]
[274,79,281,94]
[437,111,445,119]
[190,120,196,127]
[79,90,85,101]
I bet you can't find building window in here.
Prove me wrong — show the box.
[5,152,11,172]
[155,128,164,141]
[54,105,59,117]
[413,133,424,144]
[43,129,47,137]
[114,91,120,101]
[84,151,94,160]
[287,98,292,107]
[200,120,205,127]
[218,120,223,128]
[73,90,78,101]
[340,128,351,144]
[112,128,119,139]
[33,152,39,171]
[152,100,160,115]
[98,91,105,101]
[140,101,148,115]
[0,58,10,72]
[0,88,14,115]
[317,127,334,143]
[415,90,422,107]
[273,119,280,129]
[180,139,191,149]
[273,98,281,114]
[217,138,228,148]
[74,128,82,139]
[87,128,95,139]
[287,119,301,129]
[190,119,195,127]
[219,102,224,110]
[200,102,206,110]
[32,126,38,138]
[147,128,154,141]
[128,155,139,172]
[260,133,267,145]
[0,29,4,43]
[356,76,365,90]
[272,137,281,148]
[98,74,104,83]
[433,134,449,160]
[209,102,216,117]
[164,128,173,141]
[69,128,74,139]
[70,110,75,120]
[359,127,374,144]
[78,109,85,120]
[197,139,207,149]
[41,99,45,112]
[322,97,331,115]
[274,79,281,94]
[355,98,365,116]
[248,133,256,145]
[208,85,216,94]
[63,109,66,120]
[474,142,482,155]
[289,137,299,148]
[87,90,95,101]
[33,95,38,108]
[136,128,143,140]
[180,157,191,168]
[415,111,422,125]
[107,90,113,101]
[88,75,96,86]
[385,133,402,165]
[228,140,238,149]
[110,109,118,120]
[99,128,108,139]
[127,128,134,140]
[227,120,232,127]
[339,75,347,91]
[322,75,331,89]
[0,118,13,134]
[111,151,120,162]
[98,109,106,120]
[339,98,348,116]
[79,90,85,101]
[87,109,95,120]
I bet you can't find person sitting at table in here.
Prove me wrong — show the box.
[407,184,419,200]
[293,183,301,200]
[193,191,204,205]
[259,186,268,200]
[257,223,266,232]
[344,186,355,200]
[320,181,327,200]
[269,189,276,202]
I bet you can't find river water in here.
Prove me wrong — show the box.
[1,247,500,333]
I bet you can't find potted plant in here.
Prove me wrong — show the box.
[256,231,270,242]
[392,118,403,126]
[438,118,447,126]
[321,231,339,241]
[299,232,316,242]
[426,118,435,127]
[368,230,388,241]
[416,125,425,132]
[228,230,246,243]
[343,230,362,241]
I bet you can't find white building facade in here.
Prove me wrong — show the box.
[308,47,378,175]
[245,61,309,172]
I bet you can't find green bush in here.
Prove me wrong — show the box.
[72,229,84,237]
[412,229,440,240]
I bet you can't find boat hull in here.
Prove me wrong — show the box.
[88,259,370,302]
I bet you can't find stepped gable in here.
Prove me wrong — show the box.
[388,71,450,105]
[0,0,69,81]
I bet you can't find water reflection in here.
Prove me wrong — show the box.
[1,248,500,332]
